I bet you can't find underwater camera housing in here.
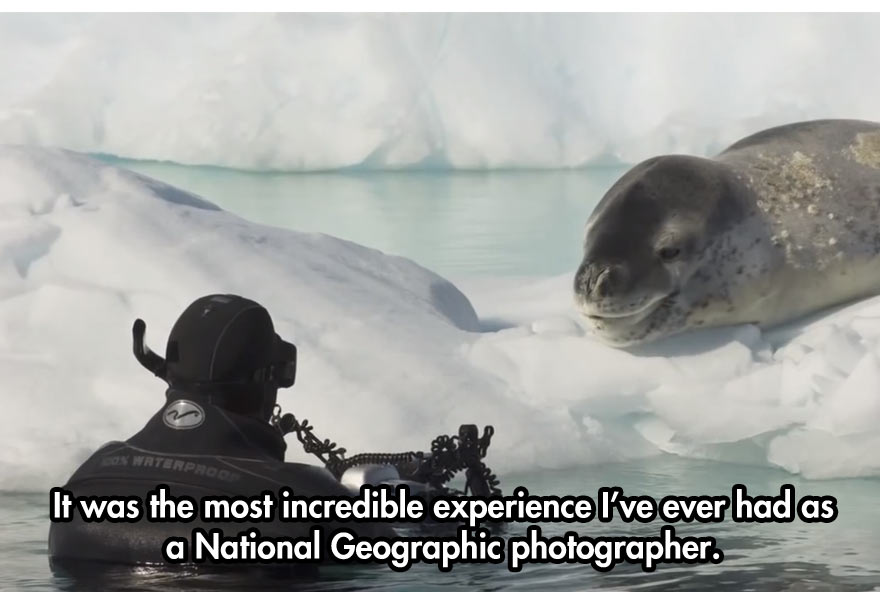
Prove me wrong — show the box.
[274,409,502,499]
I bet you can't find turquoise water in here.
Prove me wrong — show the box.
[111,159,627,277]
[5,163,880,591]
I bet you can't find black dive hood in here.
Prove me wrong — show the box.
[131,318,297,389]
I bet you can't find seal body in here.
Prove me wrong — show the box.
[575,119,880,346]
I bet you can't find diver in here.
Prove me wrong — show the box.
[48,294,392,569]
[49,293,500,573]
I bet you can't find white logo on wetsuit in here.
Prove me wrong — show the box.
[163,400,205,430]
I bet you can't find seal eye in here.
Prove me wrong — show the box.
[658,246,681,261]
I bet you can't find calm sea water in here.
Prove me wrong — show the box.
[4,163,879,591]
[110,159,627,277]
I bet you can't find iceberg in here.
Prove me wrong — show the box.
[1,13,880,171]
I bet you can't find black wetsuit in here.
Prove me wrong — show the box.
[48,391,385,568]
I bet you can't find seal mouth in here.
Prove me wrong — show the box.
[581,291,679,324]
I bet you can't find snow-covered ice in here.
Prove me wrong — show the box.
[2,14,880,171]
[2,148,880,492]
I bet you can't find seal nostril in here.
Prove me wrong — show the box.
[575,261,593,293]
[577,262,628,299]
[596,264,631,298]
[593,267,612,297]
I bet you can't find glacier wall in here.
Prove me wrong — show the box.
[1,13,880,171]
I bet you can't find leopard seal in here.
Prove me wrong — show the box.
[574,119,880,347]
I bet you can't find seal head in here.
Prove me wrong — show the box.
[575,155,751,346]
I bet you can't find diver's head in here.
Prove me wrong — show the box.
[133,294,297,421]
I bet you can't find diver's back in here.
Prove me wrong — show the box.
[47,440,353,566]
[48,397,380,567]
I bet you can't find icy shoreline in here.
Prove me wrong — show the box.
[1,147,879,492]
